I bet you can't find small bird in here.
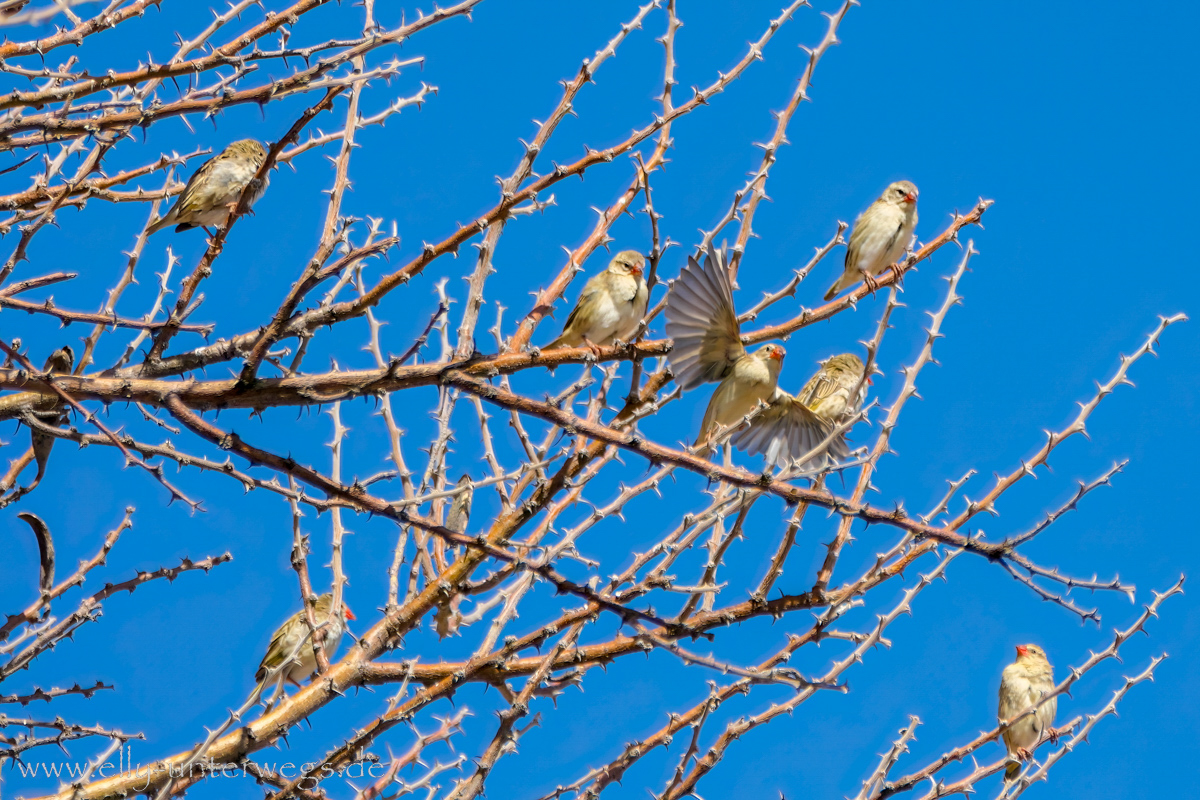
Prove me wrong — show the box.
[42,345,74,374]
[445,474,474,533]
[29,345,75,484]
[732,353,868,471]
[254,593,355,691]
[148,140,268,235]
[546,250,649,352]
[998,643,1058,780]
[824,180,919,301]
[665,243,815,451]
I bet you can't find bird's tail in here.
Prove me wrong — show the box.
[146,214,172,235]
[823,277,845,302]
[545,333,578,350]
[1004,761,1020,781]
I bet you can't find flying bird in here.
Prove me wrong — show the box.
[998,643,1058,781]
[149,139,268,235]
[824,180,919,301]
[665,244,841,466]
[546,250,649,352]
[731,352,868,471]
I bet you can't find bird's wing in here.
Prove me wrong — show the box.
[843,201,882,275]
[548,273,607,347]
[796,367,838,406]
[255,610,302,681]
[665,243,744,390]
[848,201,907,275]
[172,152,228,217]
[732,391,845,470]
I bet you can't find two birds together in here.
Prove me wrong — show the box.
[549,181,919,472]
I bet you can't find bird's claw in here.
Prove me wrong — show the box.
[860,270,880,295]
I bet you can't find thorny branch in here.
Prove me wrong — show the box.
[0,2,1183,800]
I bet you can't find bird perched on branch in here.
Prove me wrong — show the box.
[148,139,268,235]
[546,250,649,353]
[998,643,1058,780]
[29,345,74,485]
[732,353,867,471]
[445,474,474,534]
[255,593,354,692]
[824,180,919,301]
[665,244,845,469]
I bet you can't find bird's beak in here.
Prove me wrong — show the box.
[866,375,874,386]
[769,349,784,362]
[903,191,917,204]
[1015,645,1027,657]
[342,604,356,621]
[631,264,644,277]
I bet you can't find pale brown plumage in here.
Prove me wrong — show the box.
[732,353,868,470]
[665,244,819,452]
[998,643,1057,780]
[695,343,787,446]
[149,140,268,234]
[547,250,649,350]
[824,180,919,301]
[255,593,355,689]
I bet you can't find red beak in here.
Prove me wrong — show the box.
[903,191,917,204]
[342,604,356,621]
[1015,645,1027,657]
[631,264,644,277]
[769,349,785,362]
[866,375,874,386]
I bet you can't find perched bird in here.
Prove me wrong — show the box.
[41,345,74,375]
[254,593,355,690]
[665,244,835,463]
[148,140,268,235]
[29,345,75,485]
[824,181,919,301]
[732,353,868,471]
[445,474,474,534]
[546,250,649,352]
[998,643,1058,780]
[435,476,473,640]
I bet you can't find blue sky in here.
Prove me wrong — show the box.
[2,1,1197,798]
